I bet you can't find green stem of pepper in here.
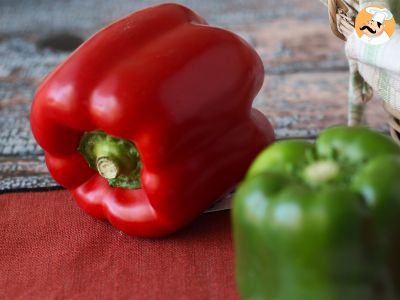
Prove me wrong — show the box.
[302,160,340,186]
[78,131,142,189]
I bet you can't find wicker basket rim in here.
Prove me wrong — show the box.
[383,101,400,118]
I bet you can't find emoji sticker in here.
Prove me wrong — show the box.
[355,5,396,45]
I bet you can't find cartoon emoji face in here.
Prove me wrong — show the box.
[355,5,396,45]
[360,19,385,37]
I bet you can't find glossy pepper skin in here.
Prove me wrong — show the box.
[30,3,274,237]
[233,126,400,300]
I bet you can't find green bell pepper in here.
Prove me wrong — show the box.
[233,126,400,300]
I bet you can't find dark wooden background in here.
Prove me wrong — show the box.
[0,0,389,192]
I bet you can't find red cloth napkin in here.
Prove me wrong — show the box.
[0,190,240,299]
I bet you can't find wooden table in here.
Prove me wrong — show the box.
[0,0,389,192]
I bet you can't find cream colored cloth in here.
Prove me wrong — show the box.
[346,24,400,111]
[321,0,400,124]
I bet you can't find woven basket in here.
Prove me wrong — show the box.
[384,102,400,143]
[327,0,400,143]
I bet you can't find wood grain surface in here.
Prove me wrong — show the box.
[0,0,390,191]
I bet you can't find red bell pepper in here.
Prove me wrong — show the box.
[30,3,274,237]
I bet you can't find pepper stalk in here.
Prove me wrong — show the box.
[78,131,141,189]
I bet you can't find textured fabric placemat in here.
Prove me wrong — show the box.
[0,190,239,300]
